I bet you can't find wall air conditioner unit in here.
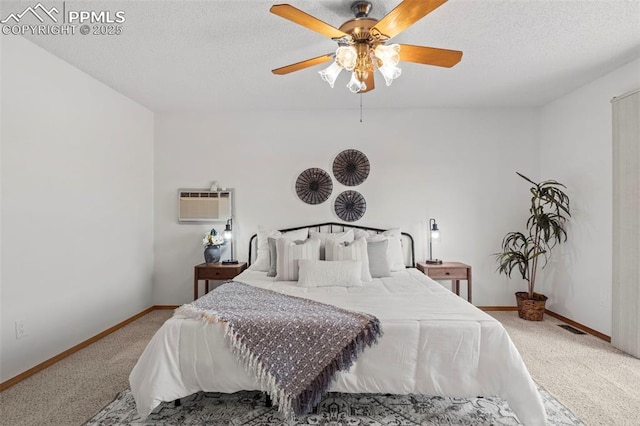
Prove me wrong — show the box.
[178,189,233,222]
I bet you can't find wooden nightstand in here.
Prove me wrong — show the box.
[416,262,472,303]
[193,262,248,300]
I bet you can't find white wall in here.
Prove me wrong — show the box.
[154,109,539,305]
[538,58,640,335]
[0,36,154,382]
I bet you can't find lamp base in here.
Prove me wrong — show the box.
[425,259,443,265]
[222,260,239,265]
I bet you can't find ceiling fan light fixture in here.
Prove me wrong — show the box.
[319,61,343,88]
[347,71,367,93]
[270,1,462,95]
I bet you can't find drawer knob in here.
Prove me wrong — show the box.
[445,272,450,275]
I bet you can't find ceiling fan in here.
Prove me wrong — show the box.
[270,0,463,94]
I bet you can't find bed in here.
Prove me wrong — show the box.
[130,223,546,425]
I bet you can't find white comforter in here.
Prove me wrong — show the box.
[130,269,546,424]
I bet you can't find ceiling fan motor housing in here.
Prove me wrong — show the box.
[338,18,379,41]
[351,1,372,18]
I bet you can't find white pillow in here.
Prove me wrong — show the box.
[367,239,391,278]
[275,237,320,281]
[309,229,355,260]
[325,237,373,282]
[251,226,309,271]
[298,260,363,288]
[353,228,405,271]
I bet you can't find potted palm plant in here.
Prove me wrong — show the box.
[495,172,571,321]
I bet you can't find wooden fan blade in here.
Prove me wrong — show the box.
[270,4,348,39]
[372,0,447,39]
[360,72,375,93]
[399,44,463,68]
[272,54,334,75]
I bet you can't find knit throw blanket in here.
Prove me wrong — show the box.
[175,281,382,418]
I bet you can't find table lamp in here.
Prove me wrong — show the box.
[426,218,443,264]
[222,218,238,265]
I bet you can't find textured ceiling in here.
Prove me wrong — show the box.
[6,0,640,111]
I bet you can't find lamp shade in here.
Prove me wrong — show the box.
[430,222,440,241]
[347,72,366,93]
[223,220,232,240]
[319,61,342,88]
[378,63,402,86]
[374,44,400,66]
[336,46,357,71]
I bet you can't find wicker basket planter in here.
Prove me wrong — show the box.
[515,292,548,321]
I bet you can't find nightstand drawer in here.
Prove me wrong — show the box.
[198,268,238,280]
[427,268,467,280]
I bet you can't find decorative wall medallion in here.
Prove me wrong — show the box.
[295,168,333,205]
[333,149,370,186]
[334,190,366,222]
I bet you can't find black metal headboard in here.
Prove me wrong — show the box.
[248,222,415,267]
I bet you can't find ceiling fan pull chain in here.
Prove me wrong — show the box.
[360,93,363,123]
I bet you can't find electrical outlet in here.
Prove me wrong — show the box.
[15,320,27,339]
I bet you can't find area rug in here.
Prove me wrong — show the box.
[86,386,584,425]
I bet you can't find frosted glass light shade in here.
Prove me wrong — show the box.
[319,61,342,88]
[378,64,402,86]
[347,72,366,93]
[336,46,357,71]
[374,44,401,66]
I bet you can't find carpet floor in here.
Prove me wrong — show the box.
[86,385,583,425]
